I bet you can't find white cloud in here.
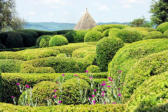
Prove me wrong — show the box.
[28,11,36,16]
[98,5,110,11]
[120,0,146,8]
[36,0,66,5]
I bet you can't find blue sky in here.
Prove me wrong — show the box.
[15,0,152,23]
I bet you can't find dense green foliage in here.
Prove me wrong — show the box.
[61,78,90,105]
[143,31,164,39]
[123,50,168,102]
[126,72,168,112]
[116,29,143,43]
[36,35,51,47]
[157,22,168,33]
[84,31,102,42]
[96,37,124,71]
[150,0,168,25]
[108,39,168,85]
[130,17,152,27]
[31,81,58,106]
[109,28,121,37]
[49,35,68,46]
[0,103,125,112]
[86,65,100,73]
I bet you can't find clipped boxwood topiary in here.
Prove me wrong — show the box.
[31,81,58,106]
[96,37,124,71]
[86,65,101,73]
[49,35,68,47]
[117,29,143,43]
[108,39,168,89]
[61,78,90,105]
[64,31,76,43]
[123,50,168,102]
[143,31,164,39]
[36,35,51,47]
[157,22,168,33]
[126,72,168,112]
[109,28,121,37]
[39,36,51,48]
[74,30,87,42]
[84,31,102,42]
[164,30,168,38]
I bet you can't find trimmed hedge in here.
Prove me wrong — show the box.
[21,55,95,73]
[74,30,87,42]
[157,22,168,33]
[86,65,100,73]
[0,73,106,103]
[123,50,168,102]
[49,35,68,47]
[0,59,22,73]
[96,37,124,71]
[64,31,76,43]
[126,72,168,112]
[116,29,143,43]
[0,103,125,112]
[109,28,121,37]
[84,31,102,42]
[72,46,96,58]
[61,78,90,105]
[20,81,59,106]
[108,39,168,86]
[36,35,51,48]
[164,30,168,37]
[143,31,164,39]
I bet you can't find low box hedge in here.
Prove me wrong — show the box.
[0,72,107,103]
[0,103,125,112]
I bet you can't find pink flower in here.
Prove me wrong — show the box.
[108,77,113,81]
[92,95,95,98]
[54,89,57,93]
[74,74,78,77]
[89,97,92,101]
[112,102,116,104]
[11,96,15,99]
[118,93,122,97]
[53,95,57,98]
[62,74,65,77]
[25,84,30,88]
[101,81,106,86]
[16,83,20,86]
[107,85,111,88]
[118,70,122,74]
[58,101,62,104]
[101,94,105,97]
[89,77,93,80]
[94,89,96,92]
[104,102,106,104]
[92,100,96,105]
[118,88,121,90]
[102,91,105,94]
[85,70,88,73]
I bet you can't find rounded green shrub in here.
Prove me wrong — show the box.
[108,39,168,88]
[117,29,143,43]
[74,30,87,42]
[31,81,58,106]
[126,72,168,112]
[123,50,168,102]
[36,35,51,48]
[103,29,110,37]
[109,28,121,37]
[61,78,90,105]
[164,30,168,37]
[49,35,68,47]
[143,31,164,39]
[64,31,76,43]
[157,22,168,33]
[86,65,101,73]
[84,31,102,42]
[56,53,67,58]
[6,32,24,48]
[96,37,124,71]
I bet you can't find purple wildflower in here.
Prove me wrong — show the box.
[92,100,96,105]
[54,89,57,93]
[16,83,20,86]
[85,70,88,73]
[112,102,116,104]
[11,96,15,99]
[118,93,122,97]
[25,84,30,88]
[118,70,122,74]
[107,85,111,88]
[108,77,113,81]
[92,95,95,98]
[58,101,62,104]
[94,89,96,92]
[53,95,57,98]
[62,74,65,77]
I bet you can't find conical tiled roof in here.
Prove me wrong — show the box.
[74,9,97,30]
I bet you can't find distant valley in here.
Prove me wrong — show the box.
[24,22,129,31]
